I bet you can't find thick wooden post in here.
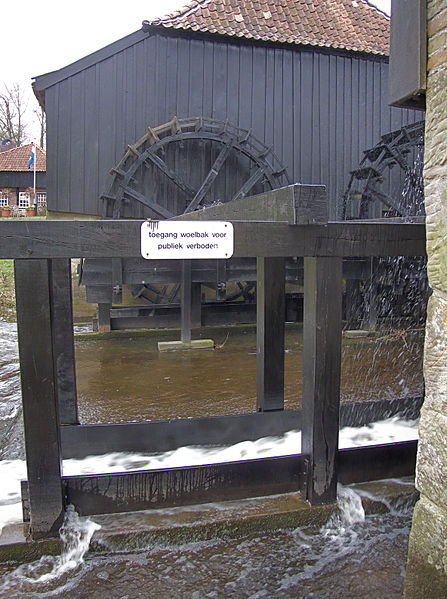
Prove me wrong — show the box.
[345,278,362,329]
[15,259,65,538]
[362,257,379,331]
[302,257,342,505]
[51,259,78,425]
[97,302,111,333]
[191,282,202,328]
[181,260,192,343]
[257,257,285,411]
[112,257,123,304]
[216,260,227,301]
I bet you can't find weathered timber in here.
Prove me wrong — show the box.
[175,184,328,225]
[61,410,302,459]
[50,259,78,425]
[111,257,123,303]
[77,257,367,288]
[47,440,417,517]
[97,303,111,333]
[362,257,380,330]
[14,259,65,538]
[63,455,305,516]
[181,260,192,344]
[191,282,202,327]
[59,397,423,460]
[0,220,426,259]
[257,257,285,411]
[184,141,233,213]
[338,440,418,484]
[104,302,258,330]
[302,257,343,505]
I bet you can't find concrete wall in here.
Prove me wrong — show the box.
[405,1,447,596]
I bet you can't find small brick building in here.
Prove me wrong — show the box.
[0,144,46,213]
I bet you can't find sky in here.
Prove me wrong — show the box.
[2,0,391,141]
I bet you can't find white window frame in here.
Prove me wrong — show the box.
[18,192,30,208]
[0,191,8,207]
[36,192,47,207]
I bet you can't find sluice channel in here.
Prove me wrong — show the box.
[0,320,423,597]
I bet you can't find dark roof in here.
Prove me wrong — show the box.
[149,0,390,55]
[0,144,46,172]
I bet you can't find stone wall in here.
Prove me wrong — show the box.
[405,1,447,596]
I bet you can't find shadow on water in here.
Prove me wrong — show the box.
[74,325,424,424]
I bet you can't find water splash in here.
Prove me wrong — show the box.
[0,505,100,595]
[0,417,418,535]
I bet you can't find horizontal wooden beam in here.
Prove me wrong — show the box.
[0,220,426,259]
[61,410,302,459]
[60,396,423,459]
[175,183,328,225]
[54,441,417,517]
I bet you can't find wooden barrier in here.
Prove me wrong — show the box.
[0,213,426,538]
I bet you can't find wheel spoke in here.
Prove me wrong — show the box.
[231,165,267,202]
[144,152,196,197]
[121,186,174,218]
[185,141,233,213]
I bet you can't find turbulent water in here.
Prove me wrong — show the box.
[0,483,415,599]
[0,321,421,597]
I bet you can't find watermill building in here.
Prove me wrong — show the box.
[32,0,420,221]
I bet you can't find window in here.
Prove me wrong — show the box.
[18,192,30,208]
[36,192,47,207]
[0,191,8,207]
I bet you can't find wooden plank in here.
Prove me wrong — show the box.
[181,260,192,343]
[97,303,111,333]
[121,186,174,219]
[216,259,227,300]
[338,440,418,484]
[175,183,327,224]
[60,396,423,459]
[54,440,417,517]
[191,282,202,328]
[0,220,426,259]
[185,142,233,213]
[112,257,123,304]
[302,257,343,505]
[14,259,64,538]
[257,257,285,411]
[50,259,78,425]
[362,257,380,330]
[63,455,304,516]
[143,152,196,198]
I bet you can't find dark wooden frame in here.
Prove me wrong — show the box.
[3,219,425,537]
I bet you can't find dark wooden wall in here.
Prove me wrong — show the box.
[42,29,420,218]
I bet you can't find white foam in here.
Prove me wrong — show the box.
[0,459,26,535]
[0,417,418,534]
[339,416,418,448]
[0,505,100,592]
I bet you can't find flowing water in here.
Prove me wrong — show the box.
[0,321,423,597]
[74,325,423,423]
[0,484,415,598]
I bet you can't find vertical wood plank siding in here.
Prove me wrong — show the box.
[45,33,419,218]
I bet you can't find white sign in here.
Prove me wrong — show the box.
[141,220,234,260]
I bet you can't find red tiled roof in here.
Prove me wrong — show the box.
[149,0,390,56]
[0,144,46,172]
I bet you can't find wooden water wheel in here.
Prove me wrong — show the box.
[102,116,289,219]
[100,116,290,304]
[341,120,425,220]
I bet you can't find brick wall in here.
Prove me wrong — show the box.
[427,1,447,70]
